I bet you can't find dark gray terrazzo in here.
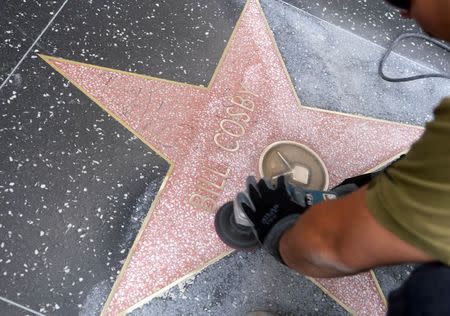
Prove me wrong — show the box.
[132,251,347,316]
[374,264,417,298]
[132,251,417,316]
[1,0,448,315]
[1,0,247,314]
[281,0,450,73]
[0,298,31,316]
[262,0,450,125]
[0,0,65,83]
[38,0,246,86]
[0,55,169,314]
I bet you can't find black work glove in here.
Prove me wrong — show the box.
[237,175,336,262]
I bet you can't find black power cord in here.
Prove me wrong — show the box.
[379,33,450,82]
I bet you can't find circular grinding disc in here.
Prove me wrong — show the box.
[214,201,259,249]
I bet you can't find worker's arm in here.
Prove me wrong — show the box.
[279,185,433,278]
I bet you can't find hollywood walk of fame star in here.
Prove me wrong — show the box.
[40,0,423,314]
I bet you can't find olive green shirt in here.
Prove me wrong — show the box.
[366,98,450,265]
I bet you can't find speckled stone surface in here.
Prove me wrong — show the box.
[131,251,348,316]
[261,0,450,126]
[131,253,419,316]
[42,0,424,314]
[0,299,24,316]
[281,0,450,73]
[0,56,170,315]
[1,0,448,315]
[0,0,245,315]
[0,0,65,82]
[38,0,245,86]
[374,264,417,298]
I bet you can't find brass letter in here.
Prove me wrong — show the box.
[214,133,239,152]
[205,165,231,178]
[231,95,255,112]
[196,180,221,197]
[226,106,250,123]
[189,193,215,213]
[220,119,245,137]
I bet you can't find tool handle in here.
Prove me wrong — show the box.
[287,186,336,207]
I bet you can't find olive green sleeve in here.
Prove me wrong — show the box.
[366,98,450,265]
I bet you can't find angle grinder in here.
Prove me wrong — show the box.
[214,180,336,250]
[214,199,259,250]
[214,161,397,249]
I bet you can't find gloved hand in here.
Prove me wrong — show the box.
[237,175,336,262]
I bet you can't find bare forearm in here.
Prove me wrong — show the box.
[278,186,432,278]
[279,201,357,278]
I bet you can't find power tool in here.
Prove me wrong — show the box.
[214,181,337,250]
[214,157,401,250]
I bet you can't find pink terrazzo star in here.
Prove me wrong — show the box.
[41,0,423,314]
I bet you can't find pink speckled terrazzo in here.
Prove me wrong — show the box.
[42,0,423,314]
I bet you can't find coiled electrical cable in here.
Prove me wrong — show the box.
[379,33,450,82]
